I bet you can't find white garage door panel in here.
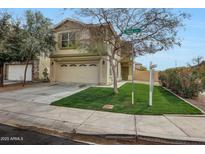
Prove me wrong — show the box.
[8,65,32,81]
[56,63,99,84]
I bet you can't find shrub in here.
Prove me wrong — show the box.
[201,76,205,89]
[159,67,204,98]
[42,67,49,81]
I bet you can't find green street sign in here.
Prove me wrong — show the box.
[123,28,141,35]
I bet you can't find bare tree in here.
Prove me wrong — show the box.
[76,8,188,94]
[187,56,204,67]
[192,56,203,66]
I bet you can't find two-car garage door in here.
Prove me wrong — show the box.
[56,63,99,84]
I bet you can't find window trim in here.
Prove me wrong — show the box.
[59,32,76,49]
[61,32,69,48]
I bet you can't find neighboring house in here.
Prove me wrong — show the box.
[50,19,132,85]
[3,56,50,82]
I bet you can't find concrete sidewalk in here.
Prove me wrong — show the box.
[1,97,205,143]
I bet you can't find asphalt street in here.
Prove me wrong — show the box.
[0,124,87,145]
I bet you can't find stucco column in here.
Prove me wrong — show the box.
[99,56,110,85]
[107,58,111,85]
[33,59,39,81]
[117,62,122,81]
[99,59,103,85]
[50,59,56,83]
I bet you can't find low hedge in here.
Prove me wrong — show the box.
[159,66,205,99]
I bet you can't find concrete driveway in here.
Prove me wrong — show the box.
[0,83,90,104]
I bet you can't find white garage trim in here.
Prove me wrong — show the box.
[7,64,32,81]
[56,62,99,84]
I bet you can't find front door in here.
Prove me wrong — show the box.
[121,66,128,80]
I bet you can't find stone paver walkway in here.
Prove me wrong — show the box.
[1,97,205,143]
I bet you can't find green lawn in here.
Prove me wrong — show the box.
[51,83,202,115]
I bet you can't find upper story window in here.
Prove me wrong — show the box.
[59,32,76,49]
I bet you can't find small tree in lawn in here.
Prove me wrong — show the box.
[77,8,188,94]
[21,10,56,86]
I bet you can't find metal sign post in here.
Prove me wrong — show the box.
[149,62,157,106]
[131,46,135,104]
[123,27,141,105]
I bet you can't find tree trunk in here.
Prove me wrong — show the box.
[113,68,118,94]
[109,58,119,94]
[23,59,30,87]
[0,63,4,87]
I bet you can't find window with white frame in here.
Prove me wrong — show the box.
[60,32,76,48]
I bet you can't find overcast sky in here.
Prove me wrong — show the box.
[2,8,205,70]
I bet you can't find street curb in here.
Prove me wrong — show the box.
[1,120,205,145]
[0,120,94,145]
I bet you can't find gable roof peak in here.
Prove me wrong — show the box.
[53,18,111,30]
[53,18,86,29]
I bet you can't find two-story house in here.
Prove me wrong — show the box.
[50,19,132,85]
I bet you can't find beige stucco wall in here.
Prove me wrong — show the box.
[99,57,108,84]
[134,70,159,82]
[106,58,122,84]
[50,60,57,82]
[38,56,50,80]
